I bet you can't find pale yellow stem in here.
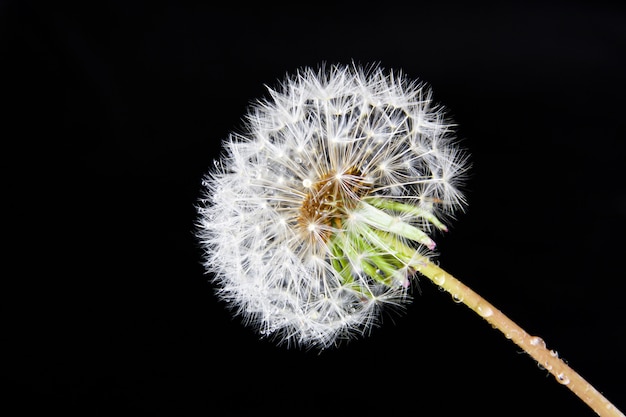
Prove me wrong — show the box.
[413,258,624,417]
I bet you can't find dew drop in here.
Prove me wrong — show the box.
[529,336,546,349]
[432,274,446,286]
[505,329,520,340]
[476,304,493,318]
[452,293,463,303]
[556,373,570,385]
[549,349,559,358]
[302,179,312,188]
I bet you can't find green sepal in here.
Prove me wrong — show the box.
[365,197,448,231]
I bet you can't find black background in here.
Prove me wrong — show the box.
[4,1,626,416]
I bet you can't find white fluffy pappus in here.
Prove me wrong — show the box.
[197,63,469,349]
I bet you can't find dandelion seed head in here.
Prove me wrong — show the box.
[197,62,469,349]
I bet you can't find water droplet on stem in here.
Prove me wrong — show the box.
[432,274,446,286]
[556,372,570,385]
[476,304,493,318]
[529,336,546,349]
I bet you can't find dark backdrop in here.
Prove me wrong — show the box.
[4,1,626,416]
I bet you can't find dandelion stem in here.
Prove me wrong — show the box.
[342,204,622,415]
[413,258,625,417]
